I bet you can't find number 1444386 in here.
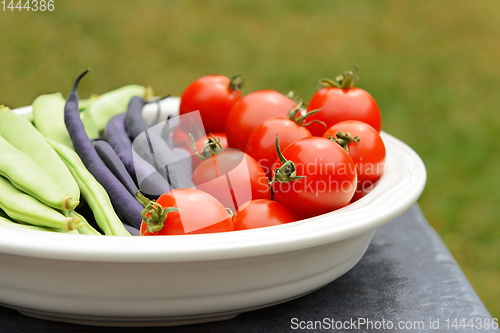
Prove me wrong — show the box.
[2,0,54,11]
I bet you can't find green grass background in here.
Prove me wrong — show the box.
[1,0,499,317]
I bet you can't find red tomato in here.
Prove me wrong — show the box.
[179,74,242,134]
[306,70,381,136]
[271,137,357,219]
[225,90,296,151]
[190,133,229,171]
[192,150,271,212]
[246,118,311,178]
[245,103,319,179]
[139,188,234,235]
[323,120,385,190]
[233,199,297,230]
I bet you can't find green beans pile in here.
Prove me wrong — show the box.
[0,83,149,236]
[0,106,83,232]
[0,105,129,236]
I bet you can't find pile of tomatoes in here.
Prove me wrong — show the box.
[140,69,386,236]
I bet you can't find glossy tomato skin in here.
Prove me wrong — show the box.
[233,199,297,230]
[190,132,229,171]
[245,117,312,179]
[323,120,385,190]
[306,87,381,136]
[192,150,271,212]
[140,188,234,235]
[179,75,241,134]
[272,137,357,219]
[225,90,296,151]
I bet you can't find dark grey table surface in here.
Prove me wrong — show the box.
[1,204,498,333]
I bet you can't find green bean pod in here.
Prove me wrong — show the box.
[0,176,83,231]
[2,207,78,234]
[32,93,100,143]
[0,215,79,234]
[0,107,80,203]
[0,136,79,211]
[32,92,74,148]
[80,109,100,139]
[47,138,131,236]
[89,85,149,132]
[70,210,101,236]
[78,94,99,111]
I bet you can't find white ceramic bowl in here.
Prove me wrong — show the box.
[0,106,426,327]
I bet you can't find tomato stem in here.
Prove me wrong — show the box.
[228,72,244,91]
[327,131,360,153]
[136,191,179,233]
[268,134,305,186]
[287,100,326,129]
[318,65,360,90]
[190,133,224,161]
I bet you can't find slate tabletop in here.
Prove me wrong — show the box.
[1,204,498,333]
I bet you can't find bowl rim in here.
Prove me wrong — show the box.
[0,107,426,263]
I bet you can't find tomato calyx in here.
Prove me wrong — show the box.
[136,191,180,233]
[268,134,305,186]
[318,65,360,90]
[326,131,360,153]
[228,72,244,91]
[190,133,224,161]
[287,101,326,129]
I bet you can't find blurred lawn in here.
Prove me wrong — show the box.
[1,0,499,317]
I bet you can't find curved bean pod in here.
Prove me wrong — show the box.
[0,216,79,234]
[93,139,138,196]
[125,95,173,140]
[47,138,131,236]
[1,209,79,234]
[78,94,99,111]
[89,84,147,132]
[0,135,78,211]
[0,176,82,231]
[132,150,171,199]
[80,109,100,139]
[69,210,101,236]
[104,113,136,180]
[64,70,143,229]
[124,96,148,141]
[104,114,171,198]
[32,92,73,148]
[0,106,80,204]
